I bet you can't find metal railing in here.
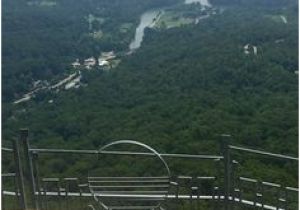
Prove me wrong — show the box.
[2,129,298,210]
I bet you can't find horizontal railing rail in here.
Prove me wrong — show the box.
[2,173,16,177]
[29,148,223,159]
[2,190,290,210]
[2,147,13,152]
[229,145,298,161]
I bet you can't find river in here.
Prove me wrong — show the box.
[129,10,162,50]
[129,0,211,51]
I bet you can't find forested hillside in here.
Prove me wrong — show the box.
[2,0,298,187]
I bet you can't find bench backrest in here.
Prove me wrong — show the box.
[89,140,171,210]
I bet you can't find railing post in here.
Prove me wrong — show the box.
[12,138,27,210]
[2,176,5,210]
[32,152,42,209]
[220,134,231,210]
[20,129,39,210]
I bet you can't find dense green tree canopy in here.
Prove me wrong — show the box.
[2,0,298,188]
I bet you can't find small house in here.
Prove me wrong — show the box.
[72,59,81,68]
[84,57,96,69]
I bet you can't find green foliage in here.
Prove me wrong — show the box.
[2,0,298,193]
[2,0,180,101]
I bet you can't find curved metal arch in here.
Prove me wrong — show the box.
[98,140,171,177]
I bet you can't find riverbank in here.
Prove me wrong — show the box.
[129,0,215,52]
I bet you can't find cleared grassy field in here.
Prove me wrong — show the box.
[156,11,194,29]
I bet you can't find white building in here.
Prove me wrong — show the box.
[84,57,96,69]
[100,51,116,60]
[244,44,257,55]
[72,59,81,68]
[98,59,109,67]
[253,46,257,55]
[244,44,250,55]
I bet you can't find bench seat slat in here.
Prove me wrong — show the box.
[90,185,169,188]
[94,198,165,201]
[92,191,168,194]
[88,176,169,180]
[89,176,170,209]
[89,180,169,183]
[109,206,159,210]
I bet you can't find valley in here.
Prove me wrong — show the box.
[2,0,298,192]
[11,0,218,105]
